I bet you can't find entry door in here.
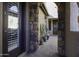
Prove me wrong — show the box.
[3,2,21,57]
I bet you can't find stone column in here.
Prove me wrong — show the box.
[28,3,39,53]
[58,3,66,56]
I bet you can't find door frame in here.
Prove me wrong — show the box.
[2,2,23,57]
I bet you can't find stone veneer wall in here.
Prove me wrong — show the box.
[28,3,39,53]
[58,3,66,56]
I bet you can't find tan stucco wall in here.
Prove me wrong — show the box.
[0,3,3,57]
[38,7,46,41]
[65,2,79,57]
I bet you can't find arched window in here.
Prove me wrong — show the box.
[9,6,18,13]
[8,3,19,14]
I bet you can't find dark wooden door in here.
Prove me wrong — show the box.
[3,2,21,57]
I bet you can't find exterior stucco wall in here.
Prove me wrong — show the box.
[51,20,53,35]
[0,3,3,57]
[38,7,46,42]
[70,3,79,31]
[65,2,79,57]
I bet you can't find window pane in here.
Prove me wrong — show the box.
[8,15,18,29]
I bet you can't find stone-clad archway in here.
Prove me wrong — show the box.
[28,2,66,56]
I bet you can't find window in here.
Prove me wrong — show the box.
[7,3,19,52]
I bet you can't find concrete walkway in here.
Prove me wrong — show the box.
[19,35,58,57]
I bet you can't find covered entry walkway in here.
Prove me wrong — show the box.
[19,35,58,57]
[1,2,78,57]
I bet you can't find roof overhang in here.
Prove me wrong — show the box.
[39,3,49,16]
[47,16,58,20]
